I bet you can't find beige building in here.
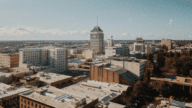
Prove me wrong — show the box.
[106,57,146,78]
[161,38,172,50]
[107,39,113,47]
[90,26,104,55]
[82,49,94,59]
[105,46,130,58]
[145,44,155,54]
[0,53,19,68]
[0,83,30,108]
[20,86,98,108]
[19,46,68,73]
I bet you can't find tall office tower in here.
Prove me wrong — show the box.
[133,38,145,52]
[90,26,104,55]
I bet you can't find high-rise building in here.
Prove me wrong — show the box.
[90,26,104,55]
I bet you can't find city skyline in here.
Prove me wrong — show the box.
[0,0,192,40]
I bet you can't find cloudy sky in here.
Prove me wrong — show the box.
[0,0,192,40]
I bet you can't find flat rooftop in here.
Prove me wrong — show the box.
[62,80,129,101]
[28,72,73,84]
[20,86,95,108]
[0,83,30,99]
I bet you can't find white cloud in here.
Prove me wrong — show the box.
[169,19,173,25]
[0,26,90,40]
[169,19,173,23]
[122,33,127,36]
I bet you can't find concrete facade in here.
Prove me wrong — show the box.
[161,38,172,50]
[82,49,94,59]
[90,26,104,55]
[19,46,68,73]
[107,39,113,47]
[0,53,19,68]
[105,46,130,58]
[145,45,155,54]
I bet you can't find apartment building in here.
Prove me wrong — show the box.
[19,46,68,73]
[105,46,130,58]
[0,53,19,68]
[48,47,68,73]
[161,38,172,50]
[19,86,98,108]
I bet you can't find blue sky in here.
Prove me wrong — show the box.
[0,0,191,40]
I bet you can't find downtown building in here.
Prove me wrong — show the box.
[19,46,68,73]
[90,26,104,55]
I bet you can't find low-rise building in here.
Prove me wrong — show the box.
[27,72,73,88]
[105,57,146,79]
[62,80,129,108]
[105,46,130,58]
[20,86,98,108]
[82,49,94,59]
[0,83,30,108]
[0,68,34,84]
[90,63,139,85]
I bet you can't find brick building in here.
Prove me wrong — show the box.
[90,63,138,85]
[19,86,98,108]
[0,83,30,108]
[0,53,19,68]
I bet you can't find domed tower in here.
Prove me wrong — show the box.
[90,26,104,55]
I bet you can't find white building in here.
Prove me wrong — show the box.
[108,58,146,78]
[107,39,113,47]
[82,49,94,59]
[105,46,130,58]
[48,47,68,73]
[19,46,68,73]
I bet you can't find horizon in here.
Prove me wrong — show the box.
[0,0,192,40]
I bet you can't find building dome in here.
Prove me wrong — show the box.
[91,26,103,32]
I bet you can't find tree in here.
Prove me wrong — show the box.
[152,65,162,77]
[147,53,153,64]
[155,52,165,68]
[143,69,151,84]
[188,49,192,56]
